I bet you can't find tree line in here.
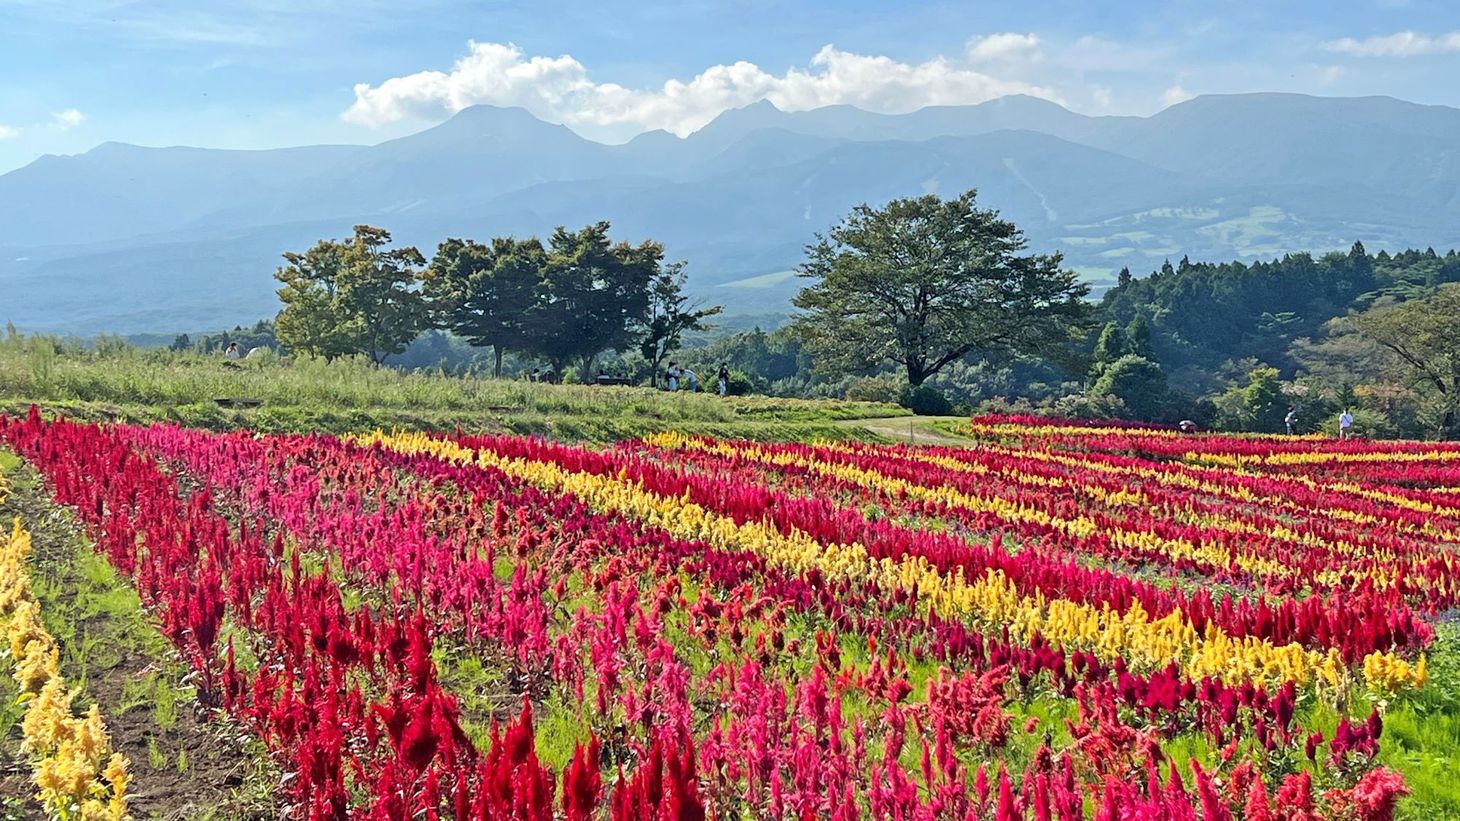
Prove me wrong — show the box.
[257,189,1460,438]
[1076,243,1460,438]
[268,192,1092,399]
[273,222,719,381]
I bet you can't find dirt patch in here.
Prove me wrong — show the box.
[0,455,277,820]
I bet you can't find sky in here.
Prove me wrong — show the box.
[2,0,1459,173]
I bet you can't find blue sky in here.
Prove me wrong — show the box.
[2,0,1458,172]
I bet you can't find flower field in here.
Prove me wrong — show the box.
[2,408,1458,819]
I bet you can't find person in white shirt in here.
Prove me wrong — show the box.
[1285,407,1298,435]
[1339,409,1355,440]
[224,342,242,360]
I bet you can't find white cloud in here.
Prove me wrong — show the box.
[967,33,1042,62]
[1323,30,1460,57]
[1320,65,1344,85]
[0,125,18,140]
[52,108,85,130]
[343,40,1062,137]
[1162,84,1195,107]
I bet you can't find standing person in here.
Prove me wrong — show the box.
[717,363,730,397]
[684,367,700,392]
[1285,406,1299,435]
[1339,408,1355,440]
[666,361,680,392]
[224,342,242,360]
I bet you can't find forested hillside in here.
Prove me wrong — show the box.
[1100,244,1460,385]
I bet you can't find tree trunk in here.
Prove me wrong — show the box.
[493,347,504,379]
[906,361,928,387]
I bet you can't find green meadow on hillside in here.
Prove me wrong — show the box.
[0,333,906,441]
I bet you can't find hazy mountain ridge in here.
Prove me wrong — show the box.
[3,93,1458,333]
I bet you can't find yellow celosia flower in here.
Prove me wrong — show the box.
[1364,651,1429,692]
[8,598,49,659]
[104,752,131,812]
[0,516,132,820]
[22,676,74,755]
[14,639,59,695]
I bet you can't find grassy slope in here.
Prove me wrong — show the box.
[0,337,906,441]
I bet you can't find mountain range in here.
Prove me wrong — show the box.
[3,92,1458,333]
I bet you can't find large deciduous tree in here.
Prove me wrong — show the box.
[275,225,429,362]
[524,222,662,374]
[792,191,1091,387]
[274,238,356,360]
[1353,285,1460,438]
[425,236,544,377]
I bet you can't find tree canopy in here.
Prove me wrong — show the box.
[424,236,544,377]
[1352,285,1460,438]
[1090,355,1167,420]
[792,191,1091,386]
[274,225,428,363]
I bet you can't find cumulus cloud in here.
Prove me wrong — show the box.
[0,125,18,140]
[1323,30,1460,57]
[967,33,1042,62]
[343,40,1061,137]
[52,108,85,130]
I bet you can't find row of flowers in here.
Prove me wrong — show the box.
[0,502,131,821]
[0,411,617,818]
[959,416,1460,498]
[396,430,1428,685]
[636,433,1455,604]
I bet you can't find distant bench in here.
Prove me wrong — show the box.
[214,398,263,408]
[594,376,634,387]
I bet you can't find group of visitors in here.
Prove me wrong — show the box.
[663,362,732,396]
[1284,406,1357,439]
[1178,406,1358,438]
[222,342,266,360]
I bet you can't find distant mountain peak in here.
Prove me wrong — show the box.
[448,103,542,121]
[981,94,1068,109]
[695,98,786,133]
[739,98,782,113]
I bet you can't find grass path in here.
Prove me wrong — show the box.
[837,414,973,445]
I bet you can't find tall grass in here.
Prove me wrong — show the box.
[0,332,906,440]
